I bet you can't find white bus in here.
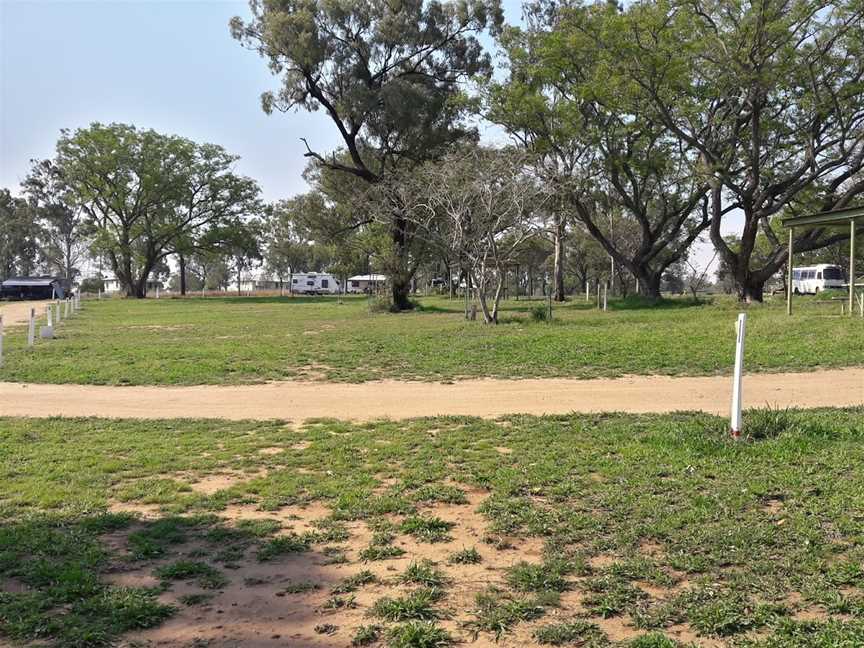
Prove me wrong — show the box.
[289,273,341,295]
[792,264,845,295]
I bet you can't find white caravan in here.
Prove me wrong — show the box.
[290,273,341,295]
[792,264,845,295]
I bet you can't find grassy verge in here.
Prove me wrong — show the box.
[1,408,864,646]
[0,294,861,385]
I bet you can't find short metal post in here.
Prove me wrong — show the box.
[730,313,747,438]
[850,219,856,316]
[27,308,36,347]
[787,227,794,316]
[603,283,608,312]
[0,314,4,367]
[46,304,53,327]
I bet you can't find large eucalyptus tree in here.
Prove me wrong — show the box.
[230,0,503,309]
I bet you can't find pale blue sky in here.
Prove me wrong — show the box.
[0,0,521,202]
[0,0,726,270]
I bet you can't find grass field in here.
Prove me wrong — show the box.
[0,294,862,385]
[2,408,864,647]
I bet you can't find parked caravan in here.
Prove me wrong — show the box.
[792,264,845,294]
[290,273,341,295]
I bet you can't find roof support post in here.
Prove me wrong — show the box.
[850,219,857,317]
[787,226,794,316]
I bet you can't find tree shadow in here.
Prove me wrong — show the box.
[0,509,351,647]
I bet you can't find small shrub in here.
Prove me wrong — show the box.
[530,304,549,322]
[333,570,377,594]
[324,594,357,610]
[467,587,548,639]
[506,559,571,593]
[154,561,227,590]
[533,620,605,645]
[744,407,795,440]
[360,544,406,561]
[401,561,447,587]
[352,624,383,646]
[400,516,454,543]
[448,547,482,564]
[281,581,320,594]
[387,621,453,648]
[372,588,444,621]
[256,533,311,561]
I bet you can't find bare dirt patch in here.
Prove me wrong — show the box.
[0,300,48,327]
[3,367,863,421]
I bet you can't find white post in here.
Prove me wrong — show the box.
[46,304,53,327]
[98,289,102,300]
[56,300,62,323]
[603,284,608,312]
[0,314,4,367]
[596,283,601,309]
[156,286,160,299]
[585,281,589,302]
[27,308,36,347]
[65,299,70,318]
[730,312,747,438]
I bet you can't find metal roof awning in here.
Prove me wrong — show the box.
[1,277,60,287]
[782,205,862,316]
[782,205,864,228]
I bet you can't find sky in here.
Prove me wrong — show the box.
[0,0,728,271]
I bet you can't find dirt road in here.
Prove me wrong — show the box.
[0,300,50,327]
[1,368,861,421]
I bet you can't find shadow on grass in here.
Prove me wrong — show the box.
[0,510,335,647]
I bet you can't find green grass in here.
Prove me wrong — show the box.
[2,408,864,645]
[1,293,861,385]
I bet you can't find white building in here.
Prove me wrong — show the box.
[346,274,388,294]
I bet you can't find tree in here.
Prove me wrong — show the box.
[609,0,864,301]
[490,3,716,301]
[398,146,546,323]
[0,189,42,280]
[55,123,262,297]
[209,218,263,295]
[22,159,89,282]
[230,0,503,310]
[265,194,331,294]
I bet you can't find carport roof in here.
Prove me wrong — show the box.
[782,205,864,228]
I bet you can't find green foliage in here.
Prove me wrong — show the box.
[352,624,383,646]
[54,123,261,297]
[333,570,377,594]
[256,533,312,561]
[371,588,444,622]
[401,561,448,588]
[530,303,550,322]
[448,547,482,565]
[386,621,453,648]
[400,516,454,543]
[154,560,227,590]
[532,620,606,645]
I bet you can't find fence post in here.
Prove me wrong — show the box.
[603,283,608,312]
[0,314,4,367]
[27,308,36,347]
[596,283,601,309]
[46,304,53,327]
[730,313,747,438]
[585,281,589,302]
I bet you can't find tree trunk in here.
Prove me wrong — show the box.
[179,253,187,296]
[634,268,663,302]
[738,277,765,303]
[390,211,414,311]
[553,217,566,302]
